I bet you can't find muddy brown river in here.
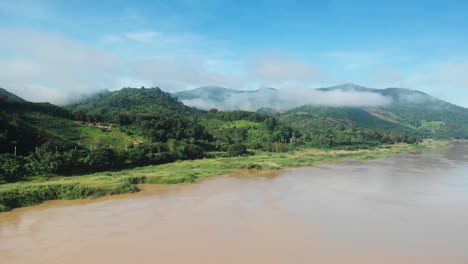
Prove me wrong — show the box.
[1,143,468,264]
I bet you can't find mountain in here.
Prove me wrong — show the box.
[0,85,428,184]
[173,86,240,102]
[0,87,26,102]
[0,88,144,155]
[174,83,468,139]
[68,87,196,119]
[2,82,467,158]
[317,83,376,93]
[280,83,468,139]
[67,87,295,149]
[0,87,304,183]
[172,86,281,111]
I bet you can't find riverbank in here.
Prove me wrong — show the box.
[0,141,448,212]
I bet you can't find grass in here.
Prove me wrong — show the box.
[76,126,142,148]
[0,141,449,212]
[23,112,143,148]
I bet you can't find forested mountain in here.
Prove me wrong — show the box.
[68,87,196,121]
[0,88,25,102]
[0,87,301,183]
[66,87,297,150]
[175,83,468,139]
[2,83,461,184]
[288,84,468,138]
[0,95,76,155]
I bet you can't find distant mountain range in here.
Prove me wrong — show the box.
[1,82,467,156]
[173,83,468,138]
[172,86,282,111]
[172,83,439,111]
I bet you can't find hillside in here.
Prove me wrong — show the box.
[313,84,468,138]
[0,87,306,183]
[0,95,143,156]
[0,85,425,185]
[68,87,196,120]
[0,87,25,102]
[67,87,296,150]
[175,83,468,139]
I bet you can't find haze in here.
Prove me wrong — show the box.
[0,1,468,107]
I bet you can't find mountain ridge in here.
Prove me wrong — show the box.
[171,83,468,139]
[0,87,26,102]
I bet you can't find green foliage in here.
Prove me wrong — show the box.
[0,181,138,211]
[201,111,294,150]
[67,87,197,122]
[0,87,26,102]
[418,120,445,134]
[0,86,442,188]
[0,141,445,211]
[227,143,249,156]
[0,154,24,183]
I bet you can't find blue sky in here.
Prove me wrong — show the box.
[0,0,468,106]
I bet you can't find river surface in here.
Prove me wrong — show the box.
[1,143,468,264]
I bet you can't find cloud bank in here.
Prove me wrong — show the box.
[1,27,466,107]
[180,88,393,111]
[0,28,121,104]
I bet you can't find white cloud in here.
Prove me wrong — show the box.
[410,62,468,89]
[0,28,121,104]
[0,28,244,103]
[129,55,246,91]
[180,88,392,111]
[281,88,392,108]
[106,29,204,47]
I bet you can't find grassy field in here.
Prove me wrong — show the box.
[0,141,449,212]
[22,112,143,148]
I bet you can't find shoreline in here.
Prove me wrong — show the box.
[0,141,449,212]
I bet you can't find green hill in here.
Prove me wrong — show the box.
[0,94,143,156]
[173,83,468,139]
[313,84,468,139]
[67,87,294,151]
[1,87,301,184]
[68,87,197,121]
[0,87,25,102]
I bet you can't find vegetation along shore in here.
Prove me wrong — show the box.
[0,141,448,212]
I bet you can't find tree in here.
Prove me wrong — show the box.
[227,143,248,157]
[85,148,117,171]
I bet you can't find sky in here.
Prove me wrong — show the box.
[0,0,468,106]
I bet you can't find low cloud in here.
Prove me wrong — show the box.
[281,89,392,108]
[0,28,236,103]
[411,62,468,89]
[109,30,205,47]
[180,88,393,111]
[129,55,245,91]
[0,28,121,104]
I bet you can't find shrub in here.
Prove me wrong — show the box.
[227,143,248,157]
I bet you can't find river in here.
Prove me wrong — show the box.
[1,143,468,264]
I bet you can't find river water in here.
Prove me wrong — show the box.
[1,143,468,264]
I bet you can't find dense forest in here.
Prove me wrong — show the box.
[0,86,433,184]
[176,84,468,139]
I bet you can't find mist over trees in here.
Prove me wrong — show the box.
[4,84,466,184]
